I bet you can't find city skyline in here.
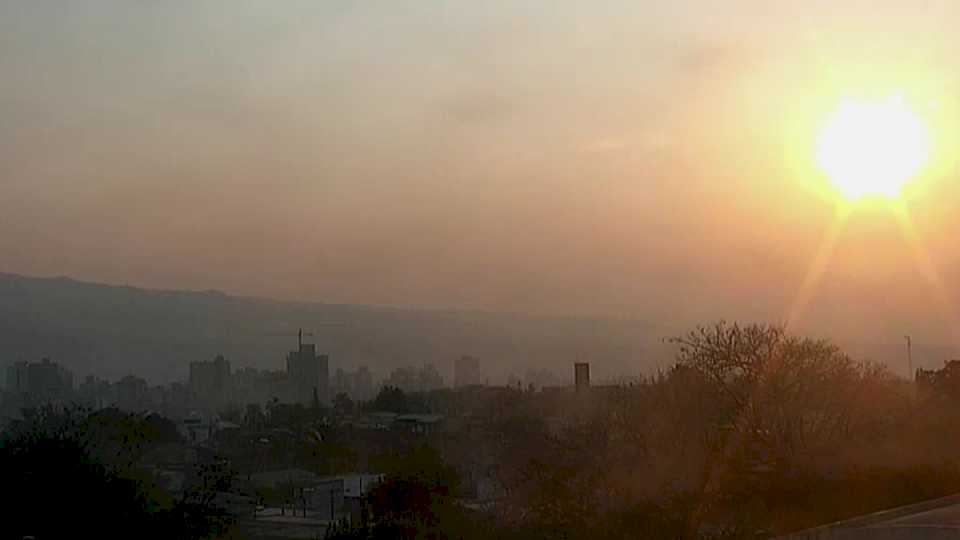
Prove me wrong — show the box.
[8,2,960,537]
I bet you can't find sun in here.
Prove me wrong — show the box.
[815,95,930,200]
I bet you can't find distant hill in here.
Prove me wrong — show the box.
[0,272,665,385]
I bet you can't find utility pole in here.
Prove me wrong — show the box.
[905,335,913,380]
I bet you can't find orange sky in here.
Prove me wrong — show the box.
[2,1,960,348]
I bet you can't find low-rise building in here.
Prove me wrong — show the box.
[395,413,445,435]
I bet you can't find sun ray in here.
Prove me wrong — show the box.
[889,201,960,343]
[784,206,851,331]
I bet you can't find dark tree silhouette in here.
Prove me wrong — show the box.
[326,445,483,540]
[364,386,409,414]
[0,406,236,539]
[333,392,355,417]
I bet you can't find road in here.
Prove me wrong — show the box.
[234,512,329,540]
[782,494,960,539]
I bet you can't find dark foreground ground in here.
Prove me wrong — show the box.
[783,494,960,539]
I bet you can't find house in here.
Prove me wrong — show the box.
[179,412,216,444]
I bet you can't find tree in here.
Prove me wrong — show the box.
[267,401,313,427]
[333,392,355,417]
[243,403,267,431]
[0,406,233,539]
[671,322,870,464]
[670,321,884,534]
[365,386,409,414]
[328,445,479,540]
[174,457,238,539]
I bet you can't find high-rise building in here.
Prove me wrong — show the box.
[418,363,443,391]
[189,354,231,402]
[332,368,350,397]
[116,375,149,411]
[5,361,29,393]
[23,358,73,401]
[232,367,287,406]
[353,366,374,401]
[454,356,482,388]
[78,374,113,409]
[287,338,329,405]
[329,365,375,401]
[574,362,590,391]
[383,364,443,393]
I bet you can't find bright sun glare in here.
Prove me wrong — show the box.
[816,95,930,200]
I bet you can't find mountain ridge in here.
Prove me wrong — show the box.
[0,271,661,386]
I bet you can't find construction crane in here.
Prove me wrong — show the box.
[297,328,311,349]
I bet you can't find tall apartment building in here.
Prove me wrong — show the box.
[5,358,74,402]
[286,335,329,405]
[574,362,590,391]
[454,355,482,388]
[189,354,231,405]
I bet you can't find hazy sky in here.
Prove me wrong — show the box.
[3,1,960,343]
